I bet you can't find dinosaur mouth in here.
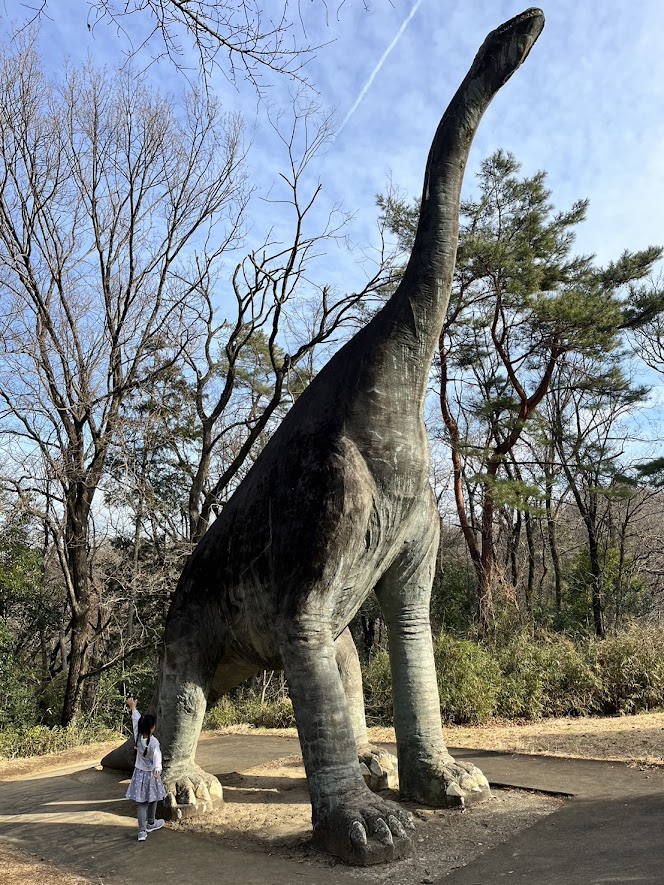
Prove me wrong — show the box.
[472,7,545,86]
[495,7,545,36]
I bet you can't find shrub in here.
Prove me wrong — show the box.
[362,649,394,726]
[203,696,296,730]
[588,627,664,715]
[434,633,501,724]
[0,621,41,729]
[494,634,547,719]
[0,720,120,760]
[348,636,504,727]
[495,632,599,719]
[202,626,664,731]
[203,697,242,730]
[430,560,477,636]
[238,697,296,728]
[538,637,600,717]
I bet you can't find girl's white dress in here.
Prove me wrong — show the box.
[125,709,167,804]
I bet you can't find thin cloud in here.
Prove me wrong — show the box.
[338,0,423,132]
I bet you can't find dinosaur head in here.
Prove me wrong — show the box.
[469,8,545,92]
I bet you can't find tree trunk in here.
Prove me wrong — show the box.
[587,526,606,639]
[360,613,376,659]
[546,500,563,612]
[188,423,213,543]
[475,459,504,639]
[476,566,493,640]
[128,476,146,641]
[439,337,488,635]
[58,617,68,676]
[60,496,94,725]
[509,507,522,589]
[524,509,535,619]
[61,602,92,724]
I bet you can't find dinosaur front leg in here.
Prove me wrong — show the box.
[376,535,490,809]
[335,626,399,792]
[155,606,224,819]
[100,623,223,795]
[281,619,413,865]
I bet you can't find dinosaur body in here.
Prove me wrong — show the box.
[103,9,544,864]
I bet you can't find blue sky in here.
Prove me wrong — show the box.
[311,0,664,272]
[7,0,664,322]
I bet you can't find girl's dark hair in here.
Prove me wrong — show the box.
[137,713,157,756]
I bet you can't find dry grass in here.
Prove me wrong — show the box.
[372,711,664,767]
[3,713,663,783]
[209,711,664,768]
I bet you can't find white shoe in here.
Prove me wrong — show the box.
[137,830,147,842]
[146,819,165,832]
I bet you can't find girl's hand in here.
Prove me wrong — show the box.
[154,770,160,779]
[126,697,137,711]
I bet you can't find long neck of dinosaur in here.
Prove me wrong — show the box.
[392,100,481,353]
[376,12,542,389]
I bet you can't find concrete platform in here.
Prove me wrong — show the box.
[1,733,663,884]
[444,747,664,884]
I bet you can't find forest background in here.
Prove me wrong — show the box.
[2,0,664,757]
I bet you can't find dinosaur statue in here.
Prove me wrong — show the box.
[103,8,544,865]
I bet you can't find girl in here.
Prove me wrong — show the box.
[125,696,167,841]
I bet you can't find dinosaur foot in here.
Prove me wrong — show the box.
[312,787,414,865]
[357,744,399,792]
[401,755,490,809]
[159,762,223,821]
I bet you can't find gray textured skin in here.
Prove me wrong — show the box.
[103,9,544,865]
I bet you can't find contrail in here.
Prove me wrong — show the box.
[339,0,424,133]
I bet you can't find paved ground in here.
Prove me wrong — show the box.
[1,733,663,884]
[443,748,664,884]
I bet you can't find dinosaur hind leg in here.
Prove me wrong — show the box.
[335,626,399,792]
[282,616,413,864]
[375,520,490,809]
[335,625,368,747]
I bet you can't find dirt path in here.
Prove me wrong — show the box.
[177,754,562,885]
[1,713,663,885]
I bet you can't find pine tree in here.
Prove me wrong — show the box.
[380,150,663,637]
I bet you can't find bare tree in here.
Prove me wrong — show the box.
[547,354,649,637]
[183,98,398,542]
[106,96,400,547]
[23,1,330,89]
[0,35,249,722]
